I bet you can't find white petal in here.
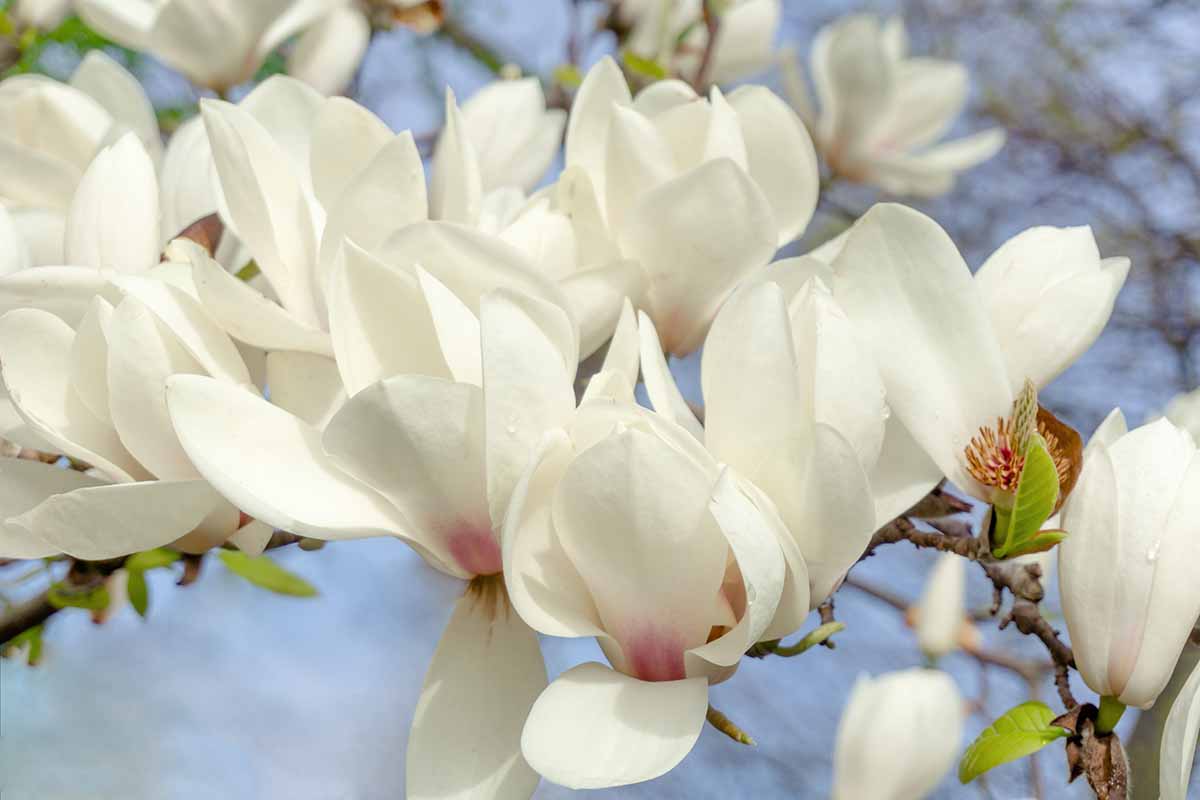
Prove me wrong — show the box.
[189,241,334,356]
[461,76,565,192]
[728,85,819,245]
[1160,657,1200,800]
[64,133,159,272]
[604,104,675,234]
[870,416,944,524]
[0,308,146,481]
[0,266,118,325]
[416,265,482,387]
[553,426,728,669]
[69,296,114,422]
[564,56,632,209]
[74,0,153,47]
[560,260,647,360]
[265,351,345,429]
[831,204,1013,492]
[165,374,407,541]
[15,479,226,561]
[308,96,393,211]
[502,430,604,638]
[201,99,321,326]
[637,310,703,440]
[430,88,483,225]
[69,50,161,165]
[322,374,489,577]
[597,297,639,393]
[707,0,780,84]
[482,290,576,524]
[326,242,452,396]
[915,553,966,659]
[407,584,546,800]
[0,458,102,558]
[521,662,708,790]
[8,208,61,267]
[158,117,218,240]
[618,158,776,356]
[286,7,370,97]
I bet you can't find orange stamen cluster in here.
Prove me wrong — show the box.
[965,416,1071,493]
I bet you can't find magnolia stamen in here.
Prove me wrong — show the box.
[965,416,1071,494]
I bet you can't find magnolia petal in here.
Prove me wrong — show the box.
[64,133,159,273]
[322,375,491,577]
[637,311,703,441]
[265,351,345,429]
[201,98,321,326]
[165,374,407,541]
[707,0,781,84]
[702,280,807,471]
[915,552,966,659]
[416,265,482,387]
[309,96,393,211]
[69,51,162,165]
[869,128,1005,197]
[631,79,697,117]
[552,166,620,268]
[502,430,604,638]
[15,479,225,561]
[430,88,483,225]
[604,104,675,234]
[69,296,114,422]
[1059,443,1120,699]
[461,76,565,193]
[109,275,251,387]
[317,132,428,286]
[560,260,646,360]
[286,6,370,97]
[521,662,708,790]
[2,207,42,270]
[686,469,785,672]
[618,158,776,357]
[870,416,944,525]
[564,56,632,209]
[228,519,274,557]
[326,242,452,396]
[189,242,334,356]
[1160,657,1200,800]
[728,85,819,246]
[553,426,727,666]
[159,118,219,243]
[832,204,1013,492]
[106,297,212,480]
[407,584,546,800]
[0,458,103,558]
[598,297,640,392]
[482,290,576,524]
[0,308,145,481]
[74,0,153,48]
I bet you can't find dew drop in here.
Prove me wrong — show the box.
[1146,541,1162,563]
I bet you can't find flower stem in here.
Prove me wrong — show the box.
[770,621,845,657]
[1096,695,1126,734]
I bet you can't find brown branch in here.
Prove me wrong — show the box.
[690,1,720,91]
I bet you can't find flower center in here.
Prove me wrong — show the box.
[447,524,502,577]
[965,415,1071,494]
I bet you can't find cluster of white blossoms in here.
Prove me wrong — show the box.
[3,8,1200,798]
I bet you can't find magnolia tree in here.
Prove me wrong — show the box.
[0,2,1197,799]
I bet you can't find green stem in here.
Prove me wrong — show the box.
[770,621,845,657]
[1096,694,1126,734]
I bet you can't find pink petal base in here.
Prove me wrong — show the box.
[447,524,503,578]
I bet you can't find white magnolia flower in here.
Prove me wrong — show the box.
[831,668,964,800]
[286,4,372,96]
[11,0,71,30]
[456,78,566,194]
[0,52,160,264]
[621,0,782,86]
[828,204,1127,506]
[166,289,582,799]
[507,397,799,788]
[1058,410,1200,709]
[914,552,967,660]
[784,14,1004,196]
[508,56,818,358]
[0,284,269,559]
[1159,656,1200,800]
[696,274,881,603]
[1162,386,1200,440]
[76,0,345,92]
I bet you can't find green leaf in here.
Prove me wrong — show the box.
[994,434,1059,558]
[621,50,668,81]
[235,260,261,282]
[218,551,318,597]
[958,701,1070,783]
[3,624,44,665]
[125,548,180,572]
[1003,529,1068,559]
[552,64,582,89]
[127,569,149,617]
[47,581,110,611]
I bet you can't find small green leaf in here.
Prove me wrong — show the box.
[994,434,1058,558]
[127,569,149,617]
[219,551,318,597]
[235,260,261,282]
[3,624,44,665]
[1003,529,1068,559]
[552,63,582,89]
[958,701,1070,783]
[621,50,669,81]
[47,581,110,611]
[125,548,180,572]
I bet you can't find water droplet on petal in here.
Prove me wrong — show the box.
[1146,541,1161,563]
